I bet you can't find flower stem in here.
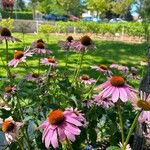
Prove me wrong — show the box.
[38,57,40,75]
[66,139,73,150]
[72,52,85,84]
[85,74,101,98]
[122,111,141,150]
[17,139,24,150]
[117,104,125,146]
[5,39,12,79]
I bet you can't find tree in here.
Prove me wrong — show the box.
[37,0,64,14]
[111,0,134,17]
[86,0,111,17]
[55,0,84,16]
[16,0,26,10]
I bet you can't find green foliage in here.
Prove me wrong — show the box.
[1,11,33,20]
[86,0,111,16]
[52,21,145,37]
[106,146,121,150]
[111,0,133,16]
[39,23,55,34]
[0,18,14,30]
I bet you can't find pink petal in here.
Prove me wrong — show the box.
[65,116,82,126]
[58,127,66,142]
[102,86,114,97]
[64,130,76,142]
[39,121,49,129]
[112,87,119,102]
[45,129,54,148]
[42,126,51,142]
[51,130,58,149]
[119,88,128,102]
[63,122,81,135]
[96,81,110,90]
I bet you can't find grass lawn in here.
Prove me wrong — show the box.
[0,33,147,87]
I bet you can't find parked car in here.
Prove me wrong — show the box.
[109,18,126,23]
[83,16,93,22]
[83,16,102,22]
[43,14,68,21]
[69,15,79,21]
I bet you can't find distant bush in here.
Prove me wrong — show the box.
[53,21,145,38]
[1,11,33,20]
[0,18,14,30]
[39,23,55,34]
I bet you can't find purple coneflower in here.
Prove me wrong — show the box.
[32,42,52,54]
[4,86,16,99]
[70,35,96,52]
[2,117,23,144]
[39,109,85,149]
[25,73,40,82]
[91,64,112,76]
[58,36,74,50]
[128,67,140,80]
[131,91,150,123]
[8,50,33,67]
[110,64,129,74]
[94,95,114,108]
[80,75,96,85]
[0,27,21,42]
[96,76,137,103]
[32,39,46,47]
[41,57,57,67]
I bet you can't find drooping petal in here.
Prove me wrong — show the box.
[119,87,128,102]
[112,87,119,102]
[64,130,76,142]
[45,129,54,149]
[63,122,81,135]
[58,127,66,142]
[51,130,58,149]
[65,116,82,126]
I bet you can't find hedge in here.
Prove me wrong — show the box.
[1,11,33,20]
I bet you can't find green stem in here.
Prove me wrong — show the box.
[46,66,52,89]
[5,39,12,79]
[23,62,34,74]
[17,139,24,150]
[85,74,101,99]
[16,97,32,150]
[123,111,141,150]
[66,139,73,150]
[72,52,85,84]
[38,57,40,75]
[117,104,125,146]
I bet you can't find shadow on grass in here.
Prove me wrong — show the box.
[0,38,147,79]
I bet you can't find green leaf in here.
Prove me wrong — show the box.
[0,109,11,119]
[106,146,121,150]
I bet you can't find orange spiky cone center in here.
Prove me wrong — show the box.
[48,57,56,63]
[2,120,15,132]
[80,35,92,46]
[99,65,108,70]
[48,110,65,125]
[36,42,45,49]
[66,36,74,42]
[5,86,13,93]
[14,51,24,59]
[110,76,125,87]
[137,100,150,110]
[81,75,90,80]
[1,28,11,37]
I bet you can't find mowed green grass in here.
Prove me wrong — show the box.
[0,33,147,85]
